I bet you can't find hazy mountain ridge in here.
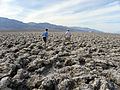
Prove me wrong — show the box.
[0,17,28,30]
[0,17,102,32]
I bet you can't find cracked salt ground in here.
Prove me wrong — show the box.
[0,32,120,90]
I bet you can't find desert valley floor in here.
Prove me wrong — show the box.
[0,31,120,90]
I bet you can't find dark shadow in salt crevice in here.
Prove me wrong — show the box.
[85,77,94,84]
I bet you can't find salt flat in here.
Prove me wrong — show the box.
[0,31,120,90]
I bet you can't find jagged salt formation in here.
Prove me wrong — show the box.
[0,32,120,90]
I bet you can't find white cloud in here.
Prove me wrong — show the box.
[84,23,120,33]
[0,0,23,18]
[25,1,119,24]
[0,0,13,3]
[23,0,90,22]
[23,0,120,23]
[0,0,120,32]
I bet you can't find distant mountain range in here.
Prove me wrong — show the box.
[0,17,102,32]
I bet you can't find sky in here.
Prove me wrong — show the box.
[0,0,120,33]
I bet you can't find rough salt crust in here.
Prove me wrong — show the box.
[0,31,120,90]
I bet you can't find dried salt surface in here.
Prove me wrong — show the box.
[0,31,120,90]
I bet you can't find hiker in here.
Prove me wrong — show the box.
[43,28,48,46]
[64,29,71,44]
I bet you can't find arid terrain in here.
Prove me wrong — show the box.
[0,31,120,90]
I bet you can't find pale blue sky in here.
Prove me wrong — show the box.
[0,0,120,32]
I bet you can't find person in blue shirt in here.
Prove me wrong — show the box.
[43,29,48,46]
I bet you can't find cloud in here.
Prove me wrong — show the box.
[0,0,120,32]
[23,0,120,22]
[24,0,90,22]
[86,23,120,33]
[0,0,23,19]
[0,0,13,3]
[24,1,119,24]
